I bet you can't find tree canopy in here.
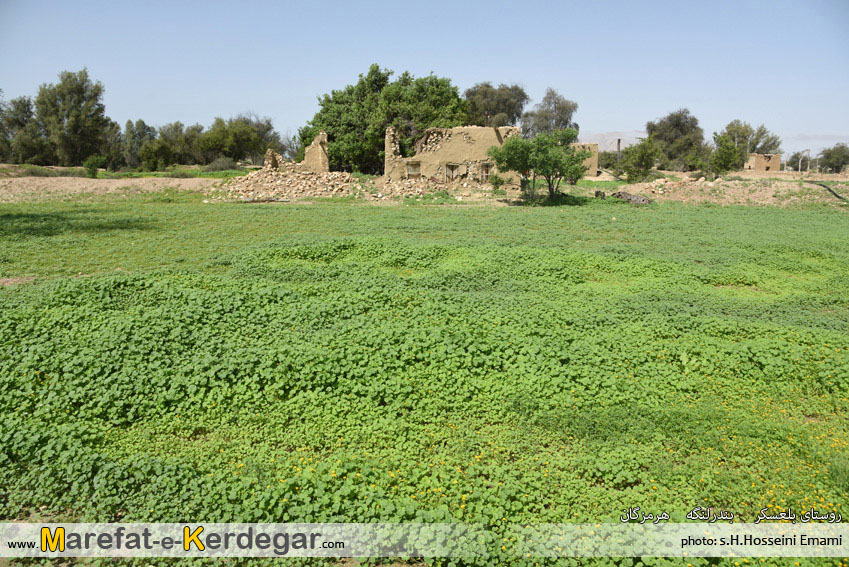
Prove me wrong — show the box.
[715,119,781,169]
[1,94,53,165]
[819,143,849,173]
[709,133,741,175]
[620,136,662,182]
[520,88,579,138]
[645,108,705,171]
[0,69,287,170]
[35,69,110,166]
[788,150,810,172]
[463,82,529,127]
[488,128,589,199]
[298,64,467,174]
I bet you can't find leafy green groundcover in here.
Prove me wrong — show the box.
[2,235,848,567]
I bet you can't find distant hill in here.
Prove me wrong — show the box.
[577,131,647,152]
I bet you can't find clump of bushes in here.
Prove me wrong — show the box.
[16,165,87,178]
[203,157,238,172]
[83,155,107,178]
[488,172,506,191]
[619,137,662,182]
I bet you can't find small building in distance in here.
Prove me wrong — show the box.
[384,125,600,183]
[745,153,781,172]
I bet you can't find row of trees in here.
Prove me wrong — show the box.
[2,65,583,175]
[605,108,848,180]
[7,67,845,178]
[463,83,579,136]
[786,144,849,173]
[641,109,784,173]
[0,70,295,170]
[599,110,785,178]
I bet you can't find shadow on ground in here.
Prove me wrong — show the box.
[501,193,593,207]
[0,210,152,238]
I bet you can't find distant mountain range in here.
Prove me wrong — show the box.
[577,131,647,152]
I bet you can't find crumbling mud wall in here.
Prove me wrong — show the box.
[745,153,781,172]
[384,126,521,183]
[573,143,599,176]
[385,126,599,183]
[302,131,330,173]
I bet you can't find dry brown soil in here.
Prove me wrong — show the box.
[615,171,849,207]
[0,176,220,203]
[1,166,847,208]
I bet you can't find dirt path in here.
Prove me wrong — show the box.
[0,177,220,203]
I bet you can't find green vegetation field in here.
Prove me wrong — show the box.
[1,191,848,566]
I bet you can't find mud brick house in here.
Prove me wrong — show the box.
[745,153,781,172]
[384,125,599,183]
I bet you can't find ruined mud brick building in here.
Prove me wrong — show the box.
[745,153,781,172]
[573,143,599,177]
[384,125,599,183]
[302,130,330,172]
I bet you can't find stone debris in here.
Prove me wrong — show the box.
[611,191,653,205]
[416,129,452,153]
[215,149,454,202]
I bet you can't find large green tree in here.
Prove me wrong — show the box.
[123,119,156,168]
[2,95,54,165]
[710,134,741,175]
[819,143,849,173]
[157,121,188,164]
[35,69,110,165]
[645,108,705,171]
[0,90,7,160]
[716,119,781,169]
[620,136,662,182]
[788,150,810,172]
[488,128,590,199]
[298,64,467,174]
[237,113,283,164]
[100,119,123,170]
[520,88,579,138]
[486,135,533,194]
[463,82,529,127]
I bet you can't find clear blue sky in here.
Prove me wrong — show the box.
[2,0,847,155]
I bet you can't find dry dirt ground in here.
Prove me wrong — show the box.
[1,167,847,208]
[0,277,35,287]
[615,171,849,207]
[0,176,220,203]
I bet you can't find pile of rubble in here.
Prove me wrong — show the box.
[215,149,453,202]
[222,167,355,201]
[383,176,448,195]
[214,151,350,201]
[594,190,653,204]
